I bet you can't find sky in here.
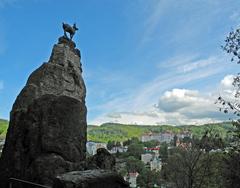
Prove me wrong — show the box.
[0,0,240,125]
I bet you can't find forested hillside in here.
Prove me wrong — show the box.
[0,119,234,143]
[87,122,234,143]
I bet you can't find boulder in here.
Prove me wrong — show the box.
[53,170,129,188]
[87,148,116,170]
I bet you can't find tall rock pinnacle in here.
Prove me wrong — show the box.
[0,36,87,187]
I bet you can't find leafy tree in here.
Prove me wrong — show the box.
[182,136,192,144]
[217,27,240,188]
[123,137,140,146]
[163,147,214,188]
[123,139,131,146]
[119,168,128,177]
[126,156,145,173]
[137,168,161,188]
[217,28,240,144]
[143,140,160,148]
[199,130,225,152]
[162,132,226,188]
[222,152,240,188]
[107,140,115,150]
[116,141,121,147]
[173,134,178,146]
[127,143,144,159]
[159,142,168,162]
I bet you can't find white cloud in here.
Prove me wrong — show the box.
[139,0,172,45]
[220,74,234,88]
[157,89,201,112]
[157,88,220,120]
[90,86,226,126]
[158,54,199,69]
[89,54,232,126]
[181,57,218,73]
[159,55,222,74]
[219,74,236,100]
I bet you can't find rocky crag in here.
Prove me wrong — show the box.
[0,36,128,188]
[0,36,87,187]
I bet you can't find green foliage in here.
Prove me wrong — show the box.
[143,140,160,148]
[87,123,147,143]
[159,142,168,162]
[223,152,240,188]
[161,133,227,188]
[163,147,219,188]
[106,140,115,150]
[127,143,144,159]
[0,119,8,139]
[137,168,161,188]
[126,156,145,173]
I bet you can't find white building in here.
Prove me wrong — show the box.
[141,131,191,143]
[141,153,153,164]
[109,146,128,154]
[141,132,174,143]
[150,157,162,171]
[86,141,107,155]
[128,172,139,188]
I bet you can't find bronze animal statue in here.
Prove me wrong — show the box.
[62,22,78,40]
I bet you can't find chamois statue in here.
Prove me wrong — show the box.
[62,22,78,40]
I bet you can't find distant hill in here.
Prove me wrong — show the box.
[0,119,235,143]
[0,119,8,139]
[87,122,235,143]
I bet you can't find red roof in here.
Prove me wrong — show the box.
[144,147,160,150]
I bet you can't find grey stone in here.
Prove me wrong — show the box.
[87,148,116,170]
[53,170,130,188]
[0,37,87,187]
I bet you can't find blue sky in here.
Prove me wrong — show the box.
[0,0,240,125]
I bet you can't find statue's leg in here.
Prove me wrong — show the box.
[70,34,73,40]
[64,31,67,38]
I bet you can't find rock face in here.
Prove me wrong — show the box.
[53,170,129,188]
[87,148,116,170]
[0,36,87,187]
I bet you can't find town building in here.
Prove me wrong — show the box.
[141,153,152,164]
[141,131,192,143]
[109,146,128,154]
[127,172,139,188]
[141,131,174,143]
[144,146,160,156]
[150,157,162,171]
